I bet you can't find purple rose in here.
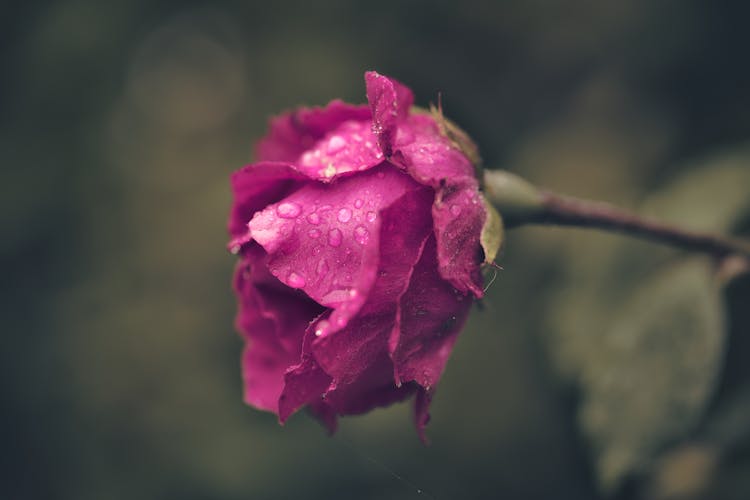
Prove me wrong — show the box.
[228,71,491,440]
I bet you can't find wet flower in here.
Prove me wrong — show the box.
[228,71,496,440]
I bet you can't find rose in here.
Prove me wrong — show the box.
[228,71,498,440]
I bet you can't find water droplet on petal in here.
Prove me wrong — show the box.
[276,202,301,219]
[337,208,352,223]
[328,228,342,247]
[366,211,377,222]
[306,213,321,225]
[300,151,316,166]
[354,199,364,209]
[354,225,369,245]
[308,228,321,239]
[327,135,346,154]
[230,244,240,254]
[316,259,329,276]
[287,271,306,288]
[314,320,330,337]
[376,171,385,179]
[450,204,462,216]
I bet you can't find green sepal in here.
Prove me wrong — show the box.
[480,194,504,264]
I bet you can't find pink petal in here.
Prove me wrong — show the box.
[431,183,486,297]
[319,353,416,415]
[294,119,384,181]
[378,112,487,297]
[279,355,332,423]
[256,100,371,163]
[234,247,324,413]
[228,162,309,251]
[247,165,424,336]
[365,71,414,157]
[278,183,434,423]
[389,235,473,390]
[310,186,434,386]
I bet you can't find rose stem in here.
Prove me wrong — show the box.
[483,169,750,260]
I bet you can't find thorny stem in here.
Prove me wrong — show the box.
[483,169,750,260]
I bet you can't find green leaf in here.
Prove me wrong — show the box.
[541,146,750,493]
[577,259,725,490]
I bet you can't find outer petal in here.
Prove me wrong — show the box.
[228,161,309,251]
[378,111,486,297]
[389,235,472,389]
[310,186,434,384]
[247,164,424,337]
[431,182,486,297]
[279,184,434,423]
[234,246,324,412]
[256,100,371,162]
[319,354,417,415]
[365,71,414,157]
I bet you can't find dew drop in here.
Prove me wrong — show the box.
[337,208,352,223]
[287,271,306,288]
[314,320,330,337]
[229,244,240,254]
[276,202,301,219]
[327,135,346,154]
[328,228,343,247]
[306,213,321,225]
[308,228,321,239]
[450,204,462,216]
[354,198,364,209]
[366,211,377,222]
[354,225,369,245]
[322,163,336,178]
[316,259,329,276]
[376,171,385,179]
[300,151,316,166]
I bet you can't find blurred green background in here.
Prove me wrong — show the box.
[3,1,750,499]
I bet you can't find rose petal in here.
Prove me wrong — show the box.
[279,355,332,423]
[256,100,371,163]
[310,186,433,385]
[319,353,416,415]
[365,71,414,157]
[247,165,424,336]
[235,247,325,413]
[392,114,477,186]
[278,184,434,423]
[431,183,486,297]
[378,112,486,297]
[228,162,309,251]
[295,120,384,181]
[389,235,473,389]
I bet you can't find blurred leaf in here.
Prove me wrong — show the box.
[578,259,724,490]
[642,146,750,233]
[542,147,750,494]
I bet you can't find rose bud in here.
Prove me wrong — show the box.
[228,71,501,441]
